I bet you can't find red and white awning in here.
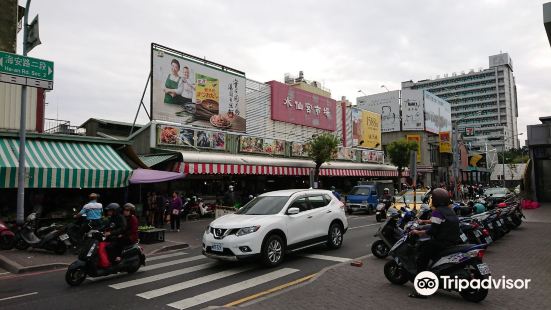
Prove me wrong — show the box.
[172,162,406,177]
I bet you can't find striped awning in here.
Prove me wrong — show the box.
[0,138,132,188]
[139,154,177,168]
[173,162,406,177]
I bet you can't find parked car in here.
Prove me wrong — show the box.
[484,187,511,206]
[202,189,348,266]
[393,190,430,211]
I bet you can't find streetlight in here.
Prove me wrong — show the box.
[358,90,367,96]
[501,131,523,187]
[381,85,390,92]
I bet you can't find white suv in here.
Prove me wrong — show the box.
[202,189,348,266]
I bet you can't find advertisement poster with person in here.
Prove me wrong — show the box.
[151,44,246,132]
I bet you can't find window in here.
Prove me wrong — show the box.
[308,195,328,209]
[236,196,290,215]
[289,197,310,212]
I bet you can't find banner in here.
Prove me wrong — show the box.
[268,80,336,131]
[356,90,400,132]
[361,150,384,164]
[469,153,485,168]
[337,147,357,161]
[439,131,452,153]
[151,44,246,132]
[157,125,226,150]
[406,134,421,162]
[291,142,310,157]
[401,89,425,131]
[240,136,285,155]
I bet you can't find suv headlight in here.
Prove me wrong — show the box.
[235,226,260,236]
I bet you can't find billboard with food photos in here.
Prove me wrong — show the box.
[401,89,425,131]
[361,150,384,164]
[291,142,310,157]
[337,147,357,161]
[356,90,401,132]
[239,136,285,156]
[157,125,225,150]
[424,90,452,134]
[151,43,247,132]
[268,80,336,131]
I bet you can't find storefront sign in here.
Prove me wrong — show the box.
[406,134,422,162]
[439,131,452,154]
[239,136,285,156]
[157,125,225,150]
[151,44,247,132]
[337,147,357,161]
[361,150,384,164]
[268,80,336,131]
[291,142,310,157]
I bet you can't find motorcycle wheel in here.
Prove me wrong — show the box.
[65,267,86,286]
[384,260,408,285]
[126,260,141,274]
[0,235,15,250]
[459,263,489,302]
[54,241,67,255]
[15,238,29,250]
[371,240,389,258]
[376,214,382,222]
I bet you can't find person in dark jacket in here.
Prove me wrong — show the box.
[168,192,183,232]
[103,203,127,263]
[122,203,139,245]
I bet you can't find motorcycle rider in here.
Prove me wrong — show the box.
[75,193,103,233]
[122,203,139,245]
[379,188,394,210]
[409,188,462,298]
[103,203,127,264]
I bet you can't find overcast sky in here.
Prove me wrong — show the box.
[20,0,551,143]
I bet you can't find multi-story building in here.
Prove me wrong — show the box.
[402,53,519,152]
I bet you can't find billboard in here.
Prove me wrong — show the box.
[268,80,336,131]
[291,142,310,157]
[351,108,382,149]
[240,136,285,156]
[439,131,452,153]
[337,147,357,161]
[361,150,384,164]
[424,91,452,134]
[356,90,400,132]
[406,134,421,162]
[157,124,226,150]
[151,44,247,132]
[401,89,425,131]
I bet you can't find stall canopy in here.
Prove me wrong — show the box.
[129,168,185,184]
[0,138,132,188]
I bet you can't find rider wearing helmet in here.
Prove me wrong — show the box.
[409,188,462,297]
[104,203,127,263]
[379,188,394,210]
[122,203,139,245]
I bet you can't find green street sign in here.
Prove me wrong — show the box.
[0,51,54,81]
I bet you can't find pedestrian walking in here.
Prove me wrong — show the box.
[169,191,183,232]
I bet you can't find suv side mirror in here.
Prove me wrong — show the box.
[287,207,300,215]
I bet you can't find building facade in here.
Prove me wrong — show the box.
[527,116,551,202]
[402,53,520,152]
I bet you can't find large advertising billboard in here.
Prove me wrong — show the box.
[268,80,336,131]
[424,91,452,134]
[157,124,226,150]
[351,108,381,149]
[401,89,425,131]
[406,134,422,163]
[356,90,400,132]
[151,44,247,132]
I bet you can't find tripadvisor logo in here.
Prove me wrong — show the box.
[414,271,531,296]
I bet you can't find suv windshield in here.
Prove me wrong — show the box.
[236,196,290,215]
[400,193,426,203]
[348,187,371,196]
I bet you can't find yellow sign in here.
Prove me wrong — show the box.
[360,111,381,150]
[406,134,421,162]
[469,154,483,167]
[439,131,452,153]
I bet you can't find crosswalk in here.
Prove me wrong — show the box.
[101,250,352,310]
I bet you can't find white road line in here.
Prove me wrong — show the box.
[167,268,299,310]
[140,255,205,272]
[110,263,215,290]
[349,223,380,230]
[0,292,38,302]
[147,252,188,262]
[301,254,351,262]
[137,266,254,299]
[0,272,10,275]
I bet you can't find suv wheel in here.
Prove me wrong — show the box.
[261,234,285,267]
[327,222,343,249]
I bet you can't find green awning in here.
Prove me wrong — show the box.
[0,138,132,188]
[138,154,177,168]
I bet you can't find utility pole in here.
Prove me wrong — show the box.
[502,127,506,188]
[16,0,32,225]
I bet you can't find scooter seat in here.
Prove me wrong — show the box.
[437,244,477,257]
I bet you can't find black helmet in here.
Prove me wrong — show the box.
[431,188,450,207]
[105,203,120,211]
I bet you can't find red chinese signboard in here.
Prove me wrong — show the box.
[268,80,337,131]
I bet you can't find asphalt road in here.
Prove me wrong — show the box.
[0,214,382,310]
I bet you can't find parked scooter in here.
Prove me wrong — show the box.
[65,229,146,286]
[0,219,15,250]
[15,213,71,254]
[372,209,402,258]
[384,222,490,302]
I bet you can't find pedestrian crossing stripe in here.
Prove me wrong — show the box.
[140,255,205,272]
[166,268,299,310]
[146,252,188,262]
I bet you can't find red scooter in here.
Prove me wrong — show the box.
[0,219,15,250]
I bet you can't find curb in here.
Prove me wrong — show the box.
[149,243,189,255]
[0,252,70,274]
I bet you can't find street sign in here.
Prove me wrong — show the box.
[464,127,475,136]
[0,51,54,81]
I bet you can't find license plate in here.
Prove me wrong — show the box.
[477,263,491,275]
[496,221,502,227]
[488,223,493,229]
[460,233,468,242]
[500,219,504,225]
[474,230,481,237]
[485,236,492,244]
[376,211,381,215]
[508,216,512,221]
[59,233,69,241]
[211,243,223,252]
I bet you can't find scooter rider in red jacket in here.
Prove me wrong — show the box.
[122,203,139,245]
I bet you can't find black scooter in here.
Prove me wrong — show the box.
[15,213,70,254]
[65,229,146,286]
[372,211,402,258]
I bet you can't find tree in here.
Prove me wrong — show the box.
[307,133,340,187]
[386,139,419,191]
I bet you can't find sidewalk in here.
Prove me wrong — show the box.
[0,217,210,274]
[237,204,551,310]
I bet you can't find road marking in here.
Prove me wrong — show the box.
[349,223,380,230]
[0,272,10,275]
[109,262,215,290]
[167,268,299,310]
[147,252,188,262]
[140,255,205,272]
[137,266,254,299]
[301,254,351,262]
[0,292,38,302]
[224,273,316,306]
